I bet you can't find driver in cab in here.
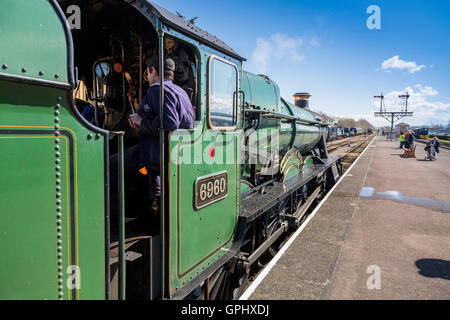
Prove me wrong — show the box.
[110,56,194,218]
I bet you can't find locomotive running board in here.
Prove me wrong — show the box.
[240,156,341,223]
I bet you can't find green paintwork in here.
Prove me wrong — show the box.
[0,82,106,299]
[283,165,301,181]
[0,0,68,83]
[167,47,242,294]
[240,181,253,193]
[280,98,321,153]
[0,130,63,299]
[303,156,314,167]
[281,156,301,174]
[243,72,280,112]
[280,149,302,181]
[241,72,321,180]
[0,1,105,299]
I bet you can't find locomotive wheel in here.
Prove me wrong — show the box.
[258,207,284,265]
[208,266,233,300]
[232,261,249,299]
[266,214,282,258]
[208,260,249,300]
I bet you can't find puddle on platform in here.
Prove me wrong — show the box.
[360,186,375,197]
[360,187,450,213]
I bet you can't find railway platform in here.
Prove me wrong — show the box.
[243,136,450,300]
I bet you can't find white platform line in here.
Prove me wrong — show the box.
[239,137,376,300]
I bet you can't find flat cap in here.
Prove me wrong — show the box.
[145,56,175,72]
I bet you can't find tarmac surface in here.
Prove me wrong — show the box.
[248,136,450,300]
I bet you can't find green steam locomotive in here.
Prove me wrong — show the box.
[0,0,341,300]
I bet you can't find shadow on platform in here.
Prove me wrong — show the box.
[415,258,450,280]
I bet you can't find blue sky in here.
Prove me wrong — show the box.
[153,0,450,127]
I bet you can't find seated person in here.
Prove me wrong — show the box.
[424,137,440,157]
[400,131,416,158]
[403,130,415,149]
[431,136,440,153]
[110,56,195,219]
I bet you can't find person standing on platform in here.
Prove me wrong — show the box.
[399,131,406,149]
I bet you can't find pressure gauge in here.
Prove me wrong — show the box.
[95,62,111,77]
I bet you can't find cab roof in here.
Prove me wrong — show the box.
[145,1,246,61]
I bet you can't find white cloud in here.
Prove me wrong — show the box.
[418,85,438,96]
[310,36,320,47]
[381,55,426,74]
[250,38,272,73]
[248,33,305,73]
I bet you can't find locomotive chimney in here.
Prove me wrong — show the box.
[293,92,311,108]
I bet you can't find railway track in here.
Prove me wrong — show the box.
[326,135,369,153]
[237,135,375,300]
[338,136,372,171]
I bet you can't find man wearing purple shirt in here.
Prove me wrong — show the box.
[110,56,194,217]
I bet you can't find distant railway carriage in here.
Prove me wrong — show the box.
[412,128,429,139]
[327,127,338,141]
[0,0,342,300]
[327,126,344,141]
[350,127,362,136]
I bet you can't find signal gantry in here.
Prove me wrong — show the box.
[374,92,413,139]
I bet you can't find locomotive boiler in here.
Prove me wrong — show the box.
[240,71,329,190]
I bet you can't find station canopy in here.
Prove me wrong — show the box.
[395,122,410,128]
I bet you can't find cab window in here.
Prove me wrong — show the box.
[208,57,238,129]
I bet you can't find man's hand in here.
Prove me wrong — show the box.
[129,115,143,129]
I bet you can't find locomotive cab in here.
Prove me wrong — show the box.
[58,0,199,134]
[57,0,201,299]
[57,1,200,221]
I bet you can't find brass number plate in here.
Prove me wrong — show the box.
[195,172,228,209]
